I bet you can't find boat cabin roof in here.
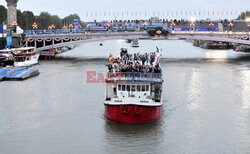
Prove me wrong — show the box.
[15,47,36,51]
[0,49,15,53]
[0,47,35,52]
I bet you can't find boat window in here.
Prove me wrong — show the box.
[146,85,149,91]
[126,85,130,91]
[152,85,155,91]
[122,85,125,91]
[132,85,136,92]
[118,85,121,91]
[142,85,146,92]
[137,85,141,91]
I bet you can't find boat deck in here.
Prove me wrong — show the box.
[106,72,163,83]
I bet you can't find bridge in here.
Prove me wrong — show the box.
[170,31,250,45]
[23,31,250,51]
[24,31,148,51]
[3,0,250,52]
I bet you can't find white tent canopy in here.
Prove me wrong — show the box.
[16,26,24,34]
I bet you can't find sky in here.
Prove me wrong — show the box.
[0,0,249,21]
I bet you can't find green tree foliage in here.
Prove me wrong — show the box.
[21,11,36,30]
[36,12,52,29]
[62,14,81,25]
[237,11,250,20]
[0,6,84,30]
[51,15,63,29]
[17,9,22,26]
[0,5,7,24]
[62,14,86,27]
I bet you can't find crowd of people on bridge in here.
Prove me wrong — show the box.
[108,48,162,74]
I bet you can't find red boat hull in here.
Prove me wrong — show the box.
[105,105,162,124]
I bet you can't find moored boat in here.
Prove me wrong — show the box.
[13,47,40,67]
[0,49,15,67]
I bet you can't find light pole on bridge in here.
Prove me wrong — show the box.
[209,22,214,32]
[170,22,176,31]
[228,22,234,32]
[11,20,18,33]
[69,24,74,33]
[32,22,38,34]
[190,22,195,31]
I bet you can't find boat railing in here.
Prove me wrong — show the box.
[107,72,162,80]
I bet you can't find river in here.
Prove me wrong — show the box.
[0,39,250,153]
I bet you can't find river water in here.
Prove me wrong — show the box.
[0,39,250,153]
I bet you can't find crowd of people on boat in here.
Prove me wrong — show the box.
[108,48,162,74]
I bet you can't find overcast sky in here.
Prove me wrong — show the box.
[0,0,249,21]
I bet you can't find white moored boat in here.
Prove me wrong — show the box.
[0,49,15,67]
[13,47,40,67]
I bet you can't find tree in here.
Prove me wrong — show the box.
[0,5,7,24]
[50,15,63,29]
[0,7,86,30]
[21,11,36,30]
[36,12,52,29]
[237,11,250,20]
[62,14,81,24]
[17,9,23,27]
[62,14,86,27]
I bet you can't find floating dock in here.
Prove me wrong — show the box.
[0,67,39,81]
[0,67,17,81]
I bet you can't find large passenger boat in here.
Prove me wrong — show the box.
[104,48,163,124]
[0,47,39,67]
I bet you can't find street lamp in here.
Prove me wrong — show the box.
[209,22,214,31]
[50,24,55,33]
[190,22,195,31]
[228,22,234,32]
[63,25,67,29]
[51,24,55,29]
[248,23,250,32]
[68,24,74,32]
[32,22,38,29]
[12,20,18,33]
[170,22,176,31]
[32,22,38,34]
[143,22,147,30]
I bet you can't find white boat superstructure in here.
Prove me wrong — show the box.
[105,73,163,107]
[0,49,15,67]
[13,47,40,67]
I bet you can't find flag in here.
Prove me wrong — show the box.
[156,49,162,63]
[147,54,151,64]
[109,53,114,62]
[156,46,159,53]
